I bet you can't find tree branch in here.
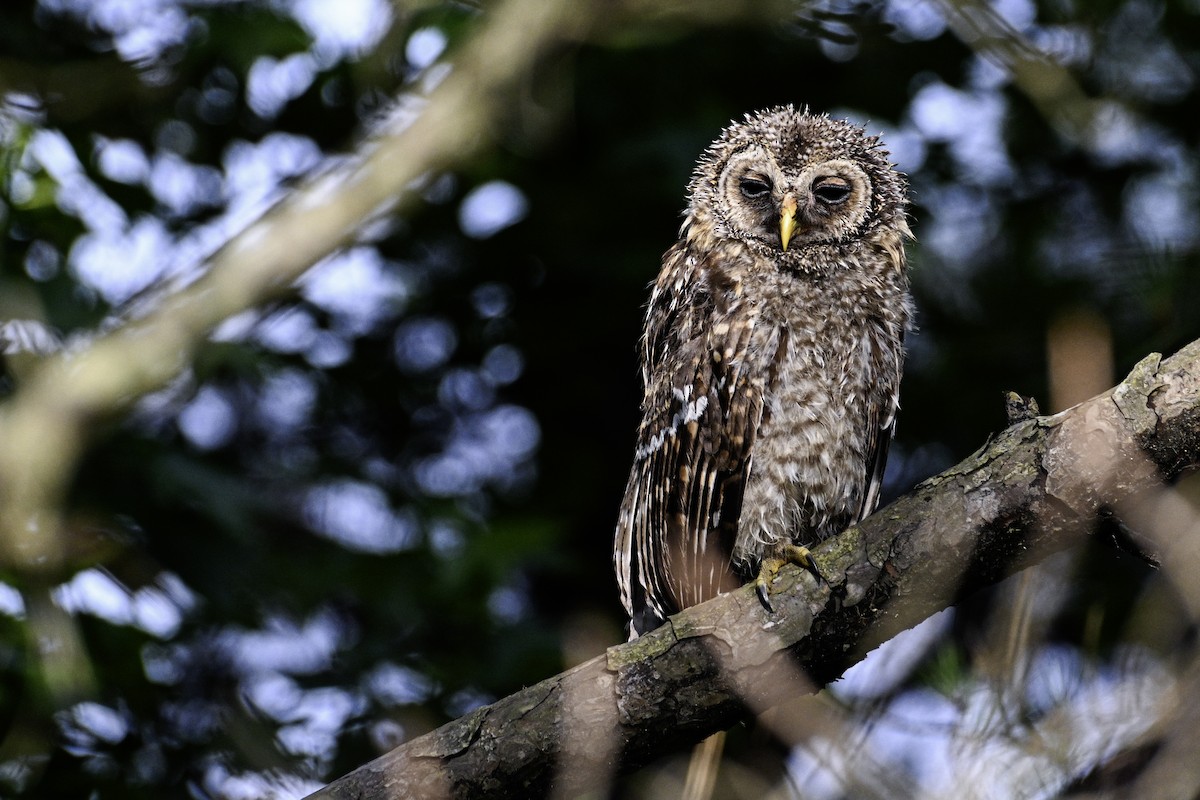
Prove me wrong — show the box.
[0,0,610,710]
[307,337,1200,800]
[0,0,595,576]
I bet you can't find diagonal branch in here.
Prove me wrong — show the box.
[307,336,1200,800]
[0,0,611,709]
[0,0,596,575]
[933,0,1100,143]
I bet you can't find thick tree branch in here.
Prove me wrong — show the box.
[307,337,1200,800]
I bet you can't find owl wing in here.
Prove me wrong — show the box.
[615,244,770,637]
[857,330,904,522]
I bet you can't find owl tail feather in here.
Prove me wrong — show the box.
[682,731,725,800]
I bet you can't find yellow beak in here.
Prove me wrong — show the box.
[780,193,797,251]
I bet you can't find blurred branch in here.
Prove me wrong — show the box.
[307,339,1200,799]
[933,0,1100,144]
[1063,658,1200,798]
[0,0,598,576]
[0,0,607,717]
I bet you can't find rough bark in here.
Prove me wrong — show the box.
[306,337,1200,800]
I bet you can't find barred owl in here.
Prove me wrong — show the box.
[614,106,912,638]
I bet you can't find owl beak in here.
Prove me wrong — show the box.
[779,193,798,251]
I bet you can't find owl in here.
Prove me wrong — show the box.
[614,106,912,638]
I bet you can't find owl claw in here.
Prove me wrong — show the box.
[754,544,824,613]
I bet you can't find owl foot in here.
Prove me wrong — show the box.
[754,544,824,613]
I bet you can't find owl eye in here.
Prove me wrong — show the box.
[739,177,772,199]
[813,178,852,205]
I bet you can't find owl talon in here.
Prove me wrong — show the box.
[754,572,777,613]
[754,544,824,613]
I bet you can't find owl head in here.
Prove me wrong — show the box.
[685,105,908,268]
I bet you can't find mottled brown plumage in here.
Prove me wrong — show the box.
[615,106,913,638]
